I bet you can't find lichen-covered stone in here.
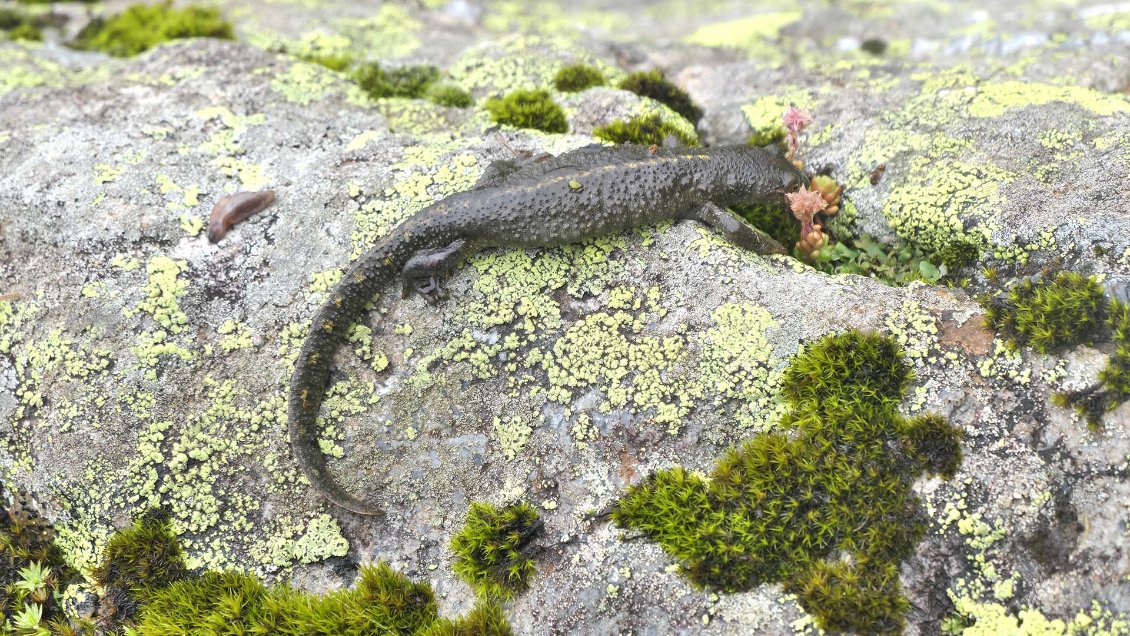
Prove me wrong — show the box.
[0,1,1128,634]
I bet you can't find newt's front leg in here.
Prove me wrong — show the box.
[400,237,476,301]
[683,202,788,255]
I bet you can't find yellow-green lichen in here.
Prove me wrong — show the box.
[683,12,802,63]
[884,159,1012,255]
[123,256,190,333]
[447,34,594,95]
[267,62,340,106]
[334,4,421,59]
[966,81,1129,119]
[217,320,254,353]
[351,145,481,255]
[493,415,534,460]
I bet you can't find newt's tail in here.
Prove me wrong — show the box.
[286,232,421,516]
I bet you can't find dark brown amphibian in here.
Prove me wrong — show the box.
[288,143,807,515]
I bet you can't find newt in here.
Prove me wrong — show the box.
[287,142,808,515]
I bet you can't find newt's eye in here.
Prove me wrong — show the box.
[781,169,807,191]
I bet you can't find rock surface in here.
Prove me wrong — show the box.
[0,0,1129,634]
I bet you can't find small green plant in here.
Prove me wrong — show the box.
[0,488,77,630]
[617,70,703,124]
[425,82,473,108]
[553,64,605,92]
[92,508,190,626]
[982,271,1106,354]
[12,563,51,605]
[808,234,947,285]
[612,330,962,634]
[592,113,697,146]
[8,602,46,636]
[353,63,441,100]
[484,89,568,134]
[450,502,542,599]
[70,2,234,57]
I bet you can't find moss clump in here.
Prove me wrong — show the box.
[553,64,605,92]
[617,70,703,125]
[92,508,189,626]
[136,564,443,635]
[0,9,25,30]
[450,503,542,600]
[353,63,441,99]
[1100,300,1130,402]
[612,330,962,634]
[982,271,1106,354]
[418,602,513,636]
[930,239,981,271]
[592,113,697,146]
[0,7,45,41]
[484,89,568,134]
[301,52,353,72]
[1055,298,1130,428]
[733,203,802,254]
[81,509,513,634]
[425,82,473,108]
[7,22,41,41]
[70,2,234,57]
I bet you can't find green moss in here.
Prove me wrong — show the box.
[0,7,47,41]
[982,272,1105,354]
[418,602,513,636]
[592,113,697,146]
[1100,300,1130,403]
[424,83,473,108]
[611,330,962,634]
[552,64,605,92]
[1056,298,1130,427]
[0,9,25,30]
[931,239,981,271]
[134,563,451,635]
[484,89,567,134]
[70,2,234,58]
[617,70,703,125]
[92,509,189,626]
[352,63,440,100]
[300,52,353,72]
[7,23,41,41]
[450,502,542,600]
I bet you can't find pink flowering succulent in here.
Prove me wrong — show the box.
[785,185,827,232]
[782,105,812,163]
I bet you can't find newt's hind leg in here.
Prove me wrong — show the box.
[683,202,788,256]
[400,238,475,302]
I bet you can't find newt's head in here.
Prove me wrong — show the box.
[723,146,809,207]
